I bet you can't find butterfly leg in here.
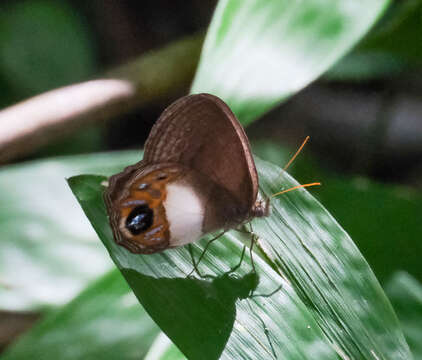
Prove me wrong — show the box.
[226,245,246,274]
[234,222,258,273]
[187,244,214,279]
[248,223,257,273]
[249,284,283,299]
[187,231,226,278]
[246,299,278,359]
[240,223,283,299]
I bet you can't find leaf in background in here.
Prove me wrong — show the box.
[1,270,160,360]
[328,0,422,80]
[359,0,422,65]
[0,151,140,311]
[69,153,411,360]
[191,0,389,124]
[0,0,96,98]
[385,272,422,360]
[326,51,404,81]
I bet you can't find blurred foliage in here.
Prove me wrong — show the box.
[0,0,96,102]
[328,0,422,80]
[0,0,101,158]
[0,152,139,312]
[1,270,160,360]
[361,0,422,66]
[385,272,422,359]
[191,0,389,124]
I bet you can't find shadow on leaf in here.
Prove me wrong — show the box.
[124,269,259,360]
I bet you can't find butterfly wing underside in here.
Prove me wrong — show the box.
[143,93,258,214]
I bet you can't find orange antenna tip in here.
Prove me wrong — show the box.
[283,136,310,171]
[272,182,321,198]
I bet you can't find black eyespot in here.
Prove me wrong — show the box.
[125,205,153,235]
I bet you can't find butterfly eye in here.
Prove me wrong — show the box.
[125,205,154,235]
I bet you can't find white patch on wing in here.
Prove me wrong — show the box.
[163,183,204,246]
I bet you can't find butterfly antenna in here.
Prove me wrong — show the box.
[272,182,321,198]
[283,136,310,171]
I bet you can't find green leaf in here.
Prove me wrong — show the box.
[326,51,404,81]
[0,0,96,97]
[313,178,422,284]
[68,174,338,360]
[191,0,389,125]
[328,0,422,80]
[1,270,160,360]
[0,151,139,311]
[359,0,422,65]
[68,153,411,360]
[385,272,422,359]
[252,158,411,359]
[253,140,422,284]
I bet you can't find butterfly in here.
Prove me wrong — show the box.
[104,93,269,254]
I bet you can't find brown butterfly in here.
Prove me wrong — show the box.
[104,93,269,254]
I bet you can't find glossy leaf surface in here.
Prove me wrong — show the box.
[191,0,389,124]
[253,141,422,284]
[68,155,411,360]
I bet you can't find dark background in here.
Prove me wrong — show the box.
[1,0,421,186]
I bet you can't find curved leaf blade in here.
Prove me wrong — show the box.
[191,0,390,125]
[253,140,422,284]
[68,153,410,360]
[254,158,411,359]
[68,176,339,360]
